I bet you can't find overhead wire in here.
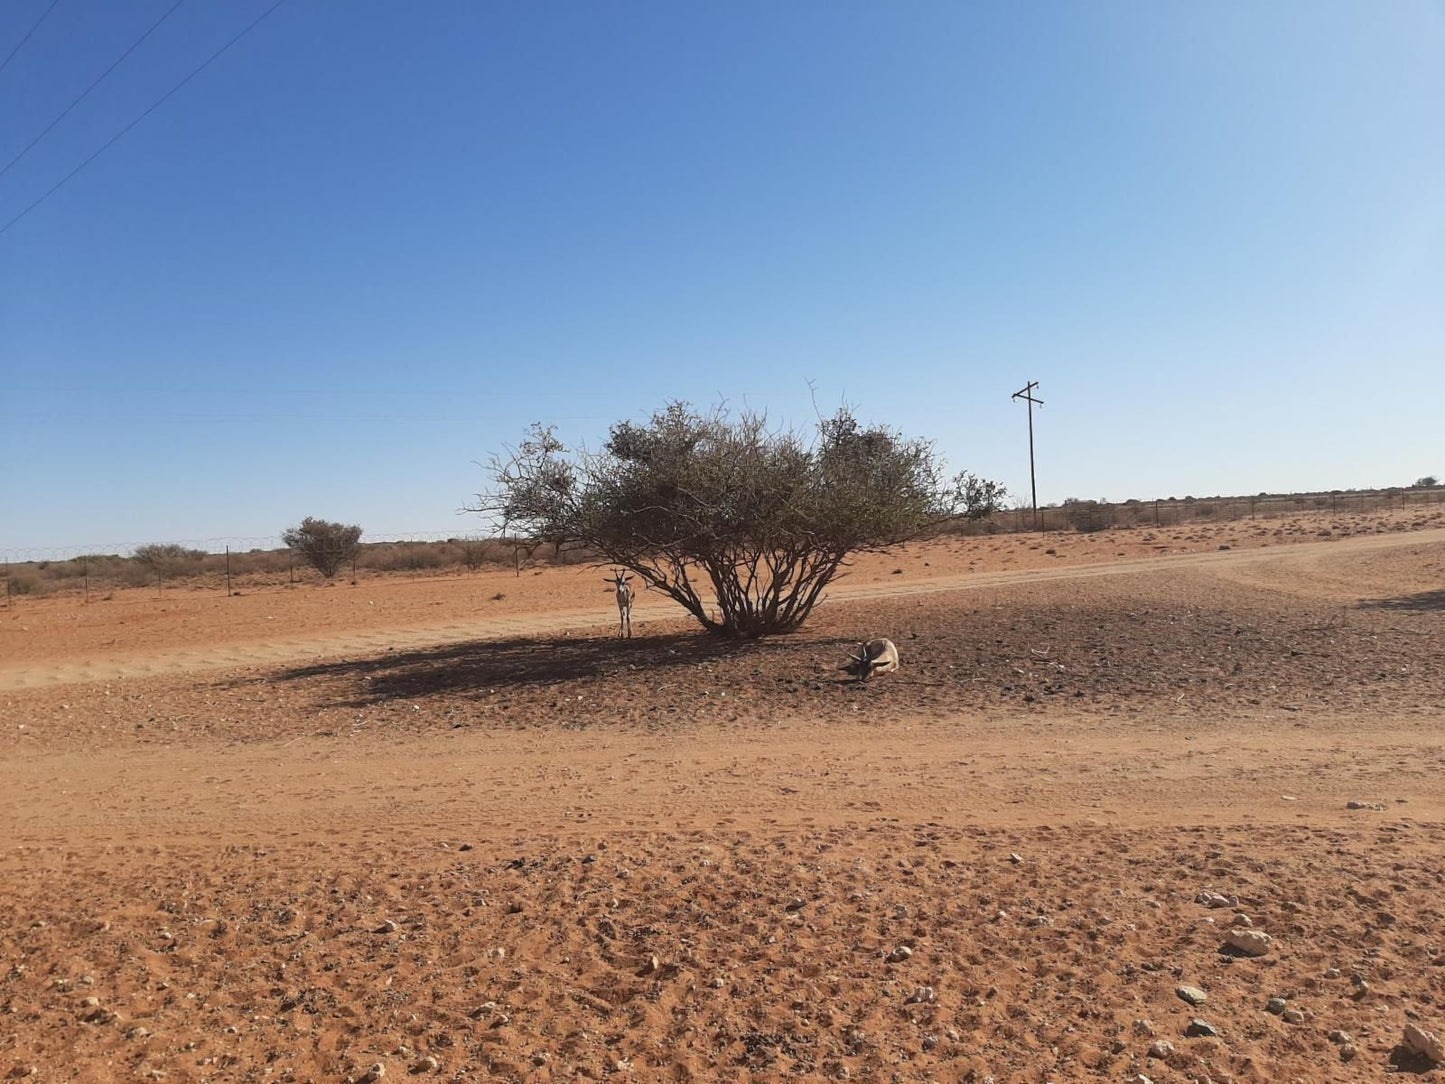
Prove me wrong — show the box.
[0,0,188,184]
[0,0,62,77]
[0,0,286,240]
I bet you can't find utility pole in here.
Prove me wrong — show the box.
[1011,380,1044,530]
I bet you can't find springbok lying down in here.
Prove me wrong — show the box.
[839,638,899,682]
[604,569,635,639]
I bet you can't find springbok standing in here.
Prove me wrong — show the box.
[839,638,900,682]
[605,569,635,639]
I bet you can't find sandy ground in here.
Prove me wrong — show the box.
[1,510,1444,1082]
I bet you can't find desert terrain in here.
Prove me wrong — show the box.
[2,509,1444,1083]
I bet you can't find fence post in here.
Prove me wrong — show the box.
[1154,499,1160,527]
[83,555,89,604]
[288,551,294,585]
[226,546,232,596]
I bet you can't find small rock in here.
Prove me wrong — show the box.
[376,920,398,934]
[921,1033,938,1051]
[1404,1023,1445,1064]
[1325,968,1342,979]
[1346,800,1386,811]
[361,1066,386,1083]
[785,898,807,912]
[1352,980,1371,999]
[612,1059,632,1073]
[1328,1029,1352,1044]
[1265,997,1287,1015]
[1132,1019,1155,1038]
[1339,1043,1357,1062]
[507,902,524,915]
[1008,853,1023,864]
[1029,914,1053,928]
[1177,985,1208,1007]
[1127,1076,1155,1084]
[886,946,913,964]
[1282,1008,1306,1024]
[1110,1039,1127,1054]
[1147,1039,1175,1059]
[1224,928,1271,956]
[641,954,660,974]
[1234,913,1253,927]
[1195,892,1237,909]
[126,1026,151,1040]
[905,986,936,1004]
[1185,1019,1219,1038]
[412,1056,439,1073]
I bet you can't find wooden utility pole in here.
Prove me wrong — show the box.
[1011,380,1044,530]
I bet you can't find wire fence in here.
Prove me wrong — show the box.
[0,530,591,603]
[3,487,1443,603]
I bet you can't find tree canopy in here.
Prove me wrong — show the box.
[476,403,1004,637]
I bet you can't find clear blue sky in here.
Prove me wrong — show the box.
[2,1,1442,552]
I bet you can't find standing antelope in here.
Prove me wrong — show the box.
[605,569,635,639]
[839,638,900,682]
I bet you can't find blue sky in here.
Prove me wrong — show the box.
[2,0,1442,552]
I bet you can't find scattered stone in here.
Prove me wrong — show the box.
[1110,1039,1127,1054]
[1029,914,1053,928]
[1185,1019,1219,1038]
[612,1059,632,1073]
[641,954,660,974]
[1224,928,1271,956]
[1195,892,1237,909]
[361,1066,386,1083]
[1352,980,1371,999]
[488,947,506,960]
[1328,1029,1352,1045]
[1008,853,1023,864]
[1325,968,1341,979]
[1265,997,1287,1015]
[412,1056,439,1073]
[1404,1023,1445,1064]
[125,1026,151,1040]
[1282,1008,1306,1024]
[1132,1019,1155,1038]
[1127,1075,1155,1084]
[886,946,913,964]
[1234,913,1254,927]
[1346,800,1386,811]
[905,986,936,1004]
[785,898,807,912]
[1339,1043,1357,1062]
[1176,985,1208,1007]
[376,920,398,934]
[507,902,524,915]
[1147,1039,1175,1059]
[921,1033,939,1051]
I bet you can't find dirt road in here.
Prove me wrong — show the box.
[4,525,1440,691]
[1,521,1442,1082]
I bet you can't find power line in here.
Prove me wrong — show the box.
[0,0,62,77]
[0,0,188,185]
[0,0,285,240]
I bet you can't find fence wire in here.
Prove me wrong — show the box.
[3,488,1442,602]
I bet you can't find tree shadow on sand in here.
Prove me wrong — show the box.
[1360,589,1445,613]
[257,630,860,708]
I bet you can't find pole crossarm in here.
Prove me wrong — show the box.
[1011,381,1044,407]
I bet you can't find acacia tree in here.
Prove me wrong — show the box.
[282,517,363,579]
[474,403,1005,637]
